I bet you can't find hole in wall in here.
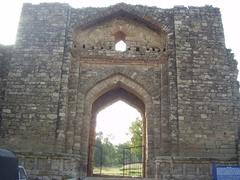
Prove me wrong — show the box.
[83,44,86,48]
[115,40,127,52]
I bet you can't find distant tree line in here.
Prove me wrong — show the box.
[94,118,143,167]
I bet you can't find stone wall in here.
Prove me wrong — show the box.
[1,3,70,152]
[17,152,80,179]
[174,5,240,157]
[0,2,239,180]
[155,156,237,180]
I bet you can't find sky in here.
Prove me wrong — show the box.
[0,0,239,144]
[96,101,141,145]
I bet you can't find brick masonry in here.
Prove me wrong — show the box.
[0,2,239,180]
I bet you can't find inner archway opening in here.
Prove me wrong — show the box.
[96,100,141,146]
[87,87,146,177]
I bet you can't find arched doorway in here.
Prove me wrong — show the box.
[83,74,153,177]
[88,87,145,177]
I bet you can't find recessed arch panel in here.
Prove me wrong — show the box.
[85,74,152,108]
[73,17,167,52]
[81,74,154,177]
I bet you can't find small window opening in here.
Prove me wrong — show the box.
[115,40,127,52]
[101,47,103,50]
[83,44,86,49]
[73,44,77,48]
[92,46,95,50]
[136,47,140,52]
[163,48,166,52]
[128,47,131,51]
[152,47,155,51]
[146,48,150,51]
[109,46,112,50]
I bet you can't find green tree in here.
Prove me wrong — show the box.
[94,117,143,169]
[129,118,143,147]
[102,136,117,166]
[128,118,143,160]
[115,142,130,164]
[94,132,104,167]
[94,132,118,167]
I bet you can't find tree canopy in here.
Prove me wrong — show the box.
[93,117,143,167]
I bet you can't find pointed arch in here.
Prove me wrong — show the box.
[85,74,152,108]
[79,74,154,177]
[73,3,169,34]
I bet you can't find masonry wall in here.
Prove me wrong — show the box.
[0,3,239,180]
[1,3,70,152]
[174,6,240,158]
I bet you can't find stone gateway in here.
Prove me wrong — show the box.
[0,2,239,180]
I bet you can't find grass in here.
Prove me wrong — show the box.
[93,166,123,176]
[93,163,143,177]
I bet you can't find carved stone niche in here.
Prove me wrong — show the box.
[72,15,168,60]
